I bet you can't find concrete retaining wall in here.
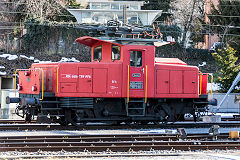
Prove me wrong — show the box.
[208,93,240,113]
[0,89,20,119]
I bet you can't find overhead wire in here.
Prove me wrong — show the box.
[0,2,238,37]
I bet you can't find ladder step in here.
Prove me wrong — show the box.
[128,115,144,117]
[128,108,145,109]
[129,100,145,103]
[41,108,62,110]
[126,98,145,117]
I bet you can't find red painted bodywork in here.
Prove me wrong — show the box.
[200,74,208,95]
[19,36,208,99]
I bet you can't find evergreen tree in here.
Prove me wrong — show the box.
[212,46,240,92]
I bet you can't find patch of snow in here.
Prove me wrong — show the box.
[207,83,220,91]
[198,61,206,67]
[20,55,28,59]
[0,54,18,60]
[0,54,8,58]
[7,55,18,60]
[0,71,6,75]
[1,54,80,63]
[29,56,35,60]
[39,61,52,63]
[20,55,35,60]
[34,59,52,63]
[34,59,40,63]
[59,57,80,62]
[0,66,5,69]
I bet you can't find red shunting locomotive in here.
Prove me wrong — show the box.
[7,36,217,125]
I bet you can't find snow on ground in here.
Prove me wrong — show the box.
[198,61,206,67]
[59,57,80,62]
[0,54,18,60]
[0,150,239,160]
[34,59,52,63]
[0,71,6,75]
[1,53,80,64]
[0,150,240,160]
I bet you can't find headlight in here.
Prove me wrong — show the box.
[25,71,31,76]
[32,86,37,91]
[18,84,23,90]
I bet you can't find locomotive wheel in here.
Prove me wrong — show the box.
[70,109,86,126]
[193,112,201,122]
[58,117,70,126]
[153,103,171,122]
[141,121,149,125]
[25,112,32,123]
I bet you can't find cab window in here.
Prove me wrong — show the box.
[111,44,120,60]
[93,45,102,61]
[130,51,142,67]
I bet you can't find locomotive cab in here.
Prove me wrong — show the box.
[76,36,123,63]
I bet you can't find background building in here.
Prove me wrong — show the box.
[68,1,162,25]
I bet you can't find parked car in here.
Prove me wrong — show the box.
[210,42,226,51]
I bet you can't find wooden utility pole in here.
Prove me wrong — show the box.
[123,5,127,25]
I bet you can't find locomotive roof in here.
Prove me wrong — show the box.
[155,58,187,65]
[76,36,172,47]
[75,36,121,47]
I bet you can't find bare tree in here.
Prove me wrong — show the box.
[170,0,205,48]
[0,0,72,52]
[15,0,68,21]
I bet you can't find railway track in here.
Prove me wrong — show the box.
[0,121,240,131]
[0,119,36,124]
[0,117,239,124]
[0,133,239,152]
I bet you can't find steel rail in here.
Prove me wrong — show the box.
[0,153,182,159]
[0,134,230,142]
[0,133,239,152]
[0,122,240,131]
[0,141,239,152]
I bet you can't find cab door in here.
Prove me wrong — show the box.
[129,50,145,97]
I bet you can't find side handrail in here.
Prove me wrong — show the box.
[210,74,213,100]
[57,67,59,93]
[198,72,213,100]
[199,71,202,95]
[15,69,44,100]
[127,65,130,103]
[145,65,148,103]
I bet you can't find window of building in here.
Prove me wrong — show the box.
[129,4,138,10]
[93,45,102,61]
[120,4,129,10]
[111,44,120,60]
[130,51,142,67]
[111,3,119,10]
[92,3,101,9]
[102,3,110,9]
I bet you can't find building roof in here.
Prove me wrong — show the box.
[68,0,162,25]
[88,1,145,4]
